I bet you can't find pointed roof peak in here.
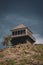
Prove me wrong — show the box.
[11,24,33,34]
[11,24,27,30]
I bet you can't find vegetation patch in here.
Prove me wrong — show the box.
[0,49,4,52]
[0,59,17,65]
[0,54,4,58]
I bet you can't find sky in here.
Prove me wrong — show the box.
[0,0,43,44]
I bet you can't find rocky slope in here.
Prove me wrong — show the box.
[0,43,43,65]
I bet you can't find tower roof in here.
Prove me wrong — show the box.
[11,24,26,30]
[11,24,33,33]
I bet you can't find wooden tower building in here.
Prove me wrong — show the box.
[11,24,35,45]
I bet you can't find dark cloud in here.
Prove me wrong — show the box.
[0,0,43,43]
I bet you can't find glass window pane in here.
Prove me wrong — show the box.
[12,32,14,35]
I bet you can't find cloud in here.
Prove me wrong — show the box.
[33,34,43,44]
